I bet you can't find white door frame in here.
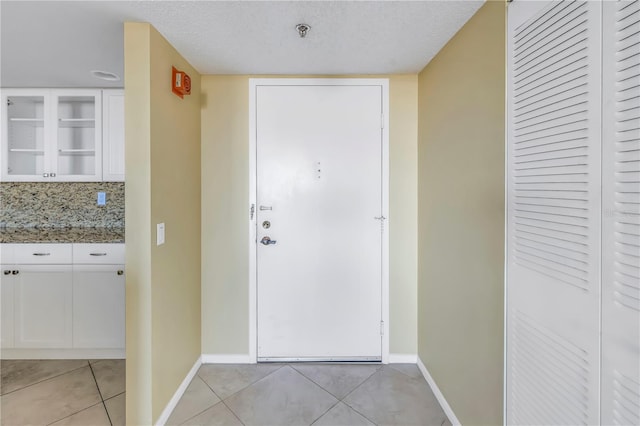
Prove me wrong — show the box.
[248,78,390,363]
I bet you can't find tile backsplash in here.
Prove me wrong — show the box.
[0,182,124,228]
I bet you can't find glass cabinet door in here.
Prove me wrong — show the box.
[54,92,101,180]
[5,94,47,177]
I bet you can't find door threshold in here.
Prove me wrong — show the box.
[258,357,382,363]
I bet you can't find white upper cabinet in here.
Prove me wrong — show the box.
[53,90,102,181]
[1,88,124,182]
[102,89,125,182]
[1,89,49,181]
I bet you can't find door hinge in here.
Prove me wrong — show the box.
[380,321,385,336]
[381,113,384,129]
[250,204,255,220]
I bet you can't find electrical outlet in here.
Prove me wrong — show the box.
[97,192,106,206]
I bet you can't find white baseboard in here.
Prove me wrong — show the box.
[201,353,254,364]
[1,348,125,360]
[417,357,461,426]
[155,356,202,426]
[389,353,418,364]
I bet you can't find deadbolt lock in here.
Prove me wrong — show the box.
[262,221,271,229]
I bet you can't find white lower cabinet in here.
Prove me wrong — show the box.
[14,265,73,348]
[0,243,124,358]
[73,265,125,348]
[1,269,16,348]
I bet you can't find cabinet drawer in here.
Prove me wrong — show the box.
[12,244,72,264]
[0,245,16,264]
[73,244,125,264]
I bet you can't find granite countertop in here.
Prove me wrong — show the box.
[0,227,125,244]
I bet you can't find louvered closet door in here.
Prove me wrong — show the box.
[602,1,640,425]
[507,1,601,424]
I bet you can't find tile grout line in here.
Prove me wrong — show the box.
[338,366,384,426]
[265,364,379,426]
[164,374,221,425]
[220,400,247,426]
[308,399,342,426]
[346,365,445,425]
[340,403,379,426]
[0,361,91,397]
[198,363,286,402]
[171,376,223,426]
[175,404,220,426]
[280,365,349,426]
[198,364,308,425]
[88,360,113,426]
[196,370,225,402]
[41,362,105,425]
[195,364,385,426]
[288,364,355,402]
[177,372,247,426]
[44,401,107,426]
[290,364,382,425]
[338,364,383,401]
[172,371,243,426]
[289,363,381,403]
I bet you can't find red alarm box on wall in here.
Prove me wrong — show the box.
[172,66,191,98]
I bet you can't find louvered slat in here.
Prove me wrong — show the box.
[602,1,640,425]
[512,1,595,290]
[511,311,590,425]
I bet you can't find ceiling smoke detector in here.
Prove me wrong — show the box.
[295,24,311,38]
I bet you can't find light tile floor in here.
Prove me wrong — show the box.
[168,363,452,426]
[0,359,125,426]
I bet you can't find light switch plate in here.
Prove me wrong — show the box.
[157,223,165,246]
[97,192,106,206]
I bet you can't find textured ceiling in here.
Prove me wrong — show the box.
[0,1,484,88]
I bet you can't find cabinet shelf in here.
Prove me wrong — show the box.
[9,149,44,154]
[58,118,95,128]
[58,149,95,156]
[9,118,44,127]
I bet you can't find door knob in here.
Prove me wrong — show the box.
[260,236,277,246]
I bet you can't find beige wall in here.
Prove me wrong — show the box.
[417,2,506,425]
[124,23,152,425]
[201,75,418,356]
[125,23,202,425]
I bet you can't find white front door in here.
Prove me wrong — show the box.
[255,82,385,361]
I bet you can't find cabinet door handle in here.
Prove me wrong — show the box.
[32,253,51,256]
[50,173,56,177]
[90,253,108,256]
[43,173,49,178]
[12,270,19,275]
[117,270,124,276]
[3,270,11,275]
